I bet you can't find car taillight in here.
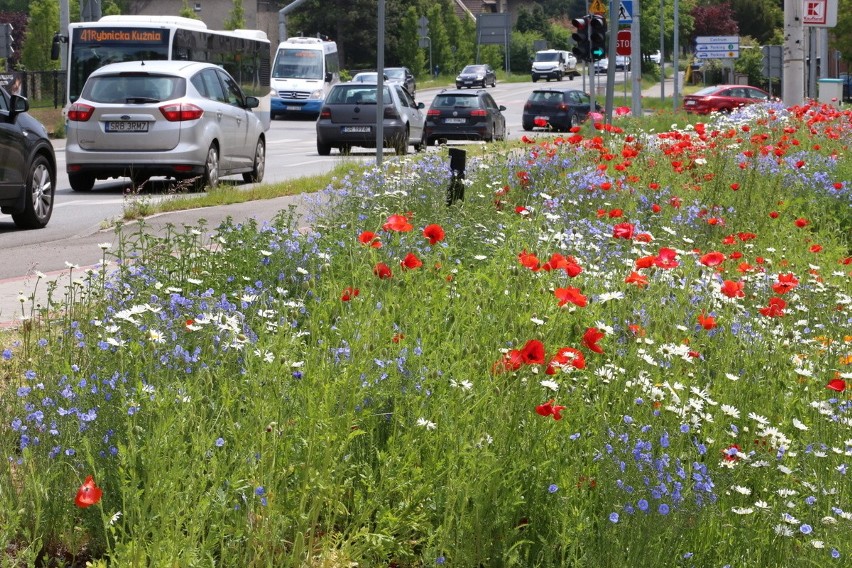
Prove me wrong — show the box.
[470,109,487,117]
[384,105,400,120]
[558,103,569,111]
[159,103,204,122]
[427,109,441,117]
[319,107,331,119]
[67,103,95,122]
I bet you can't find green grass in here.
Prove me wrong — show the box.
[4,97,851,567]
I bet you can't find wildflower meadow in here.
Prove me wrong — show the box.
[2,100,851,567]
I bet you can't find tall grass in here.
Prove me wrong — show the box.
[1,100,851,567]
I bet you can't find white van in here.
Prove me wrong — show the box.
[271,37,340,118]
[531,49,579,82]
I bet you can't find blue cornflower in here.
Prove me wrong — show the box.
[436,557,446,565]
[623,415,634,425]
[658,503,670,515]
[548,484,558,494]
[637,499,649,512]
[831,549,840,559]
[609,512,619,523]
[680,424,690,433]
[215,437,225,447]
[2,349,11,360]
[255,486,265,496]
[799,524,812,535]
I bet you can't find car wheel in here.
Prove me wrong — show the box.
[522,120,533,131]
[11,154,54,230]
[492,78,497,87]
[569,113,580,129]
[317,141,331,156]
[243,138,266,183]
[557,72,563,81]
[194,144,219,191]
[69,173,95,192]
[532,75,538,82]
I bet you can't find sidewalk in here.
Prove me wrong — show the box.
[641,70,684,98]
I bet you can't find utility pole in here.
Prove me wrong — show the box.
[630,0,641,115]
[60,0,70,70]
[782,0,805,106]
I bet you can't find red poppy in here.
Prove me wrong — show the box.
[697,312,717,330]
[582,327,605,354]
[826,378,846,392]
[769,211,779,219]
[635,256,656,269]
[400,253,423,270]
[341,287,360,301]
[358,231,382,248]
[810,244,822,253]
[651,203,662,213]
[520,339,546,365]
[654,248,679,269]
[535,399,566,420]
[518,249,541,271]
[730,183,740,191]
[373,263,393,279]
[772,273,799,294]
[382,214,413,232]
[75,475,103,508]
[794,217,809,228]
[720,280,745,299]
[759,297,786,317]
[699,252,726,267]
[546,347,586,374]
[423,224,446,245]
[554,287,588,308]
[612,222,635,240]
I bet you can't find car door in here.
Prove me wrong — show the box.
[191,68,239,171]
[0,91,26,200]
[396,85,423,141]
[216,69,253,169]
[483,93,505,138]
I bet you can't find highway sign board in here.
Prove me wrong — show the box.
[695,35,740,45]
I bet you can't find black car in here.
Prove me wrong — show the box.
[522,88,600,132]
[424,89,506,145]
[385,67,416,96]
[455,64,497,89]
[0,87,57,229]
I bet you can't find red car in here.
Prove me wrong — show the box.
[682,84,771,114]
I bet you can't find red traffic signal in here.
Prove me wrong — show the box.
[571,16,591,62]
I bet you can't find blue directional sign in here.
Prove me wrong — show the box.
[618,1,633,24]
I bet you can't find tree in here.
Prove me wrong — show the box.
[0,11,26,69]
[223,0,246,31]
[729,0,782,44]
[20,0,58,70]
[394,6,425,76]
[179,0,199,20]
[515,3,548,36]
[690,2,738,40]
[831,0,852,62]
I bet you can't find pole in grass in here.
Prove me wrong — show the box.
[446,148,466,206]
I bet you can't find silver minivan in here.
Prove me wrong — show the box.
[65,60,267,192]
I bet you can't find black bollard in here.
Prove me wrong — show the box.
[446,147,466,206]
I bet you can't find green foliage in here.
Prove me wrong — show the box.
[734,36,766,88]
[729,0,783,45]
[394,6,426,77]
[516,3,548,36]
[510,30,540,74]
[833,0,852,62]
[20,0,59,71]
[179,0,200,20]
[222,0,246,31]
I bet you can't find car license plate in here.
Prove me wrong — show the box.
[464,81,473,85]
[105,121,148,133]
[287,106,301,111]
[342,126,371,133]
[685,100,695,106]
[445,118,466,124]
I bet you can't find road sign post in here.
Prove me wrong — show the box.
[695,35,740,59]
[616,29,631,56]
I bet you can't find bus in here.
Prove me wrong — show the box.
[271,36,339,118]
[54,15,272,129]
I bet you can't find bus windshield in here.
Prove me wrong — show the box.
[273,49,323,80]
[68,27,169,103]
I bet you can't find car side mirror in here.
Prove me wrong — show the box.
[10,94,29,117]
[417,102,425,109]
[498,105,506,111]
[244,96,259,109]
[325,71,332,83]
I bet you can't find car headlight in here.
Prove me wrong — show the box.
[476,75,485,80]
[308,89,325,100]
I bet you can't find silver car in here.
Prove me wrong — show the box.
[316,82,425,156]
[65,60,267,192]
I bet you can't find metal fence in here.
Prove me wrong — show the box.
[1,70,67,108]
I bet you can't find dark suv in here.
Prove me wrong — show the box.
[424,89,506,145]
[0,86,57,229]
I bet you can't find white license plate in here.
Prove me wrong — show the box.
[445,118,466,124]
[287,106,301,111]
[464,81,473,84]
[342,126,371,133]
[685,100,696,106]
[105,121,148,133]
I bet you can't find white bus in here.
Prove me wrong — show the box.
[54,15,272,129]
[270,37,339,118]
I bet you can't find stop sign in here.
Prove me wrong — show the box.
[616,30,631,56]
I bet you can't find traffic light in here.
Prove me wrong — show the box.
[589,15,607,60]
[571,16,591,62]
